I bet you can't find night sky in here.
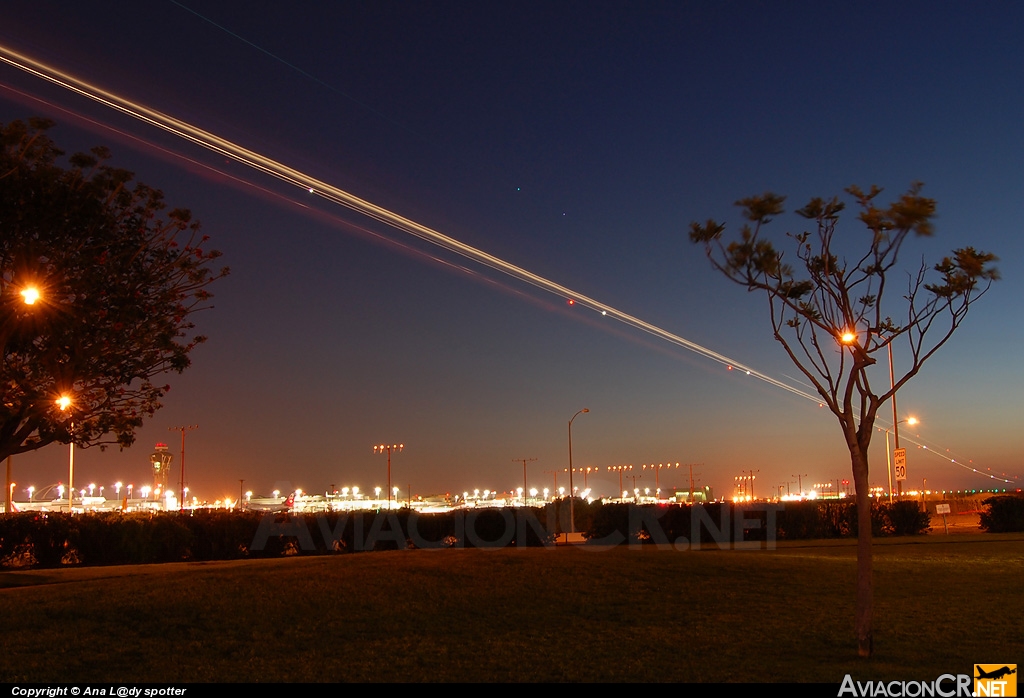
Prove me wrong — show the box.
[2,1,1022,502]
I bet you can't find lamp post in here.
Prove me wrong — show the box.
[373,443,404,509]
[4,286,41,515]
[56,395,75,512]
[884,339,917,497]
[567,408,589,534]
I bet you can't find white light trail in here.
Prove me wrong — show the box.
[0,44,1017,485]
[0,43,819,405]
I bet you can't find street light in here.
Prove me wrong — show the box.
[4,284,47,513]
[19,286,40,305]
[567,408,589,534]
[883,336,913,496]
[56,395,75,512]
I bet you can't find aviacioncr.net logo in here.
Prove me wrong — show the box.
[974,665,1017,697]
[838,674,972,697]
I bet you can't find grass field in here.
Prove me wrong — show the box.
[0,534,1020,683]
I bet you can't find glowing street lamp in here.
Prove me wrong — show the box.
[567,408,589,534]
[57,395,74,511]
[19,286,40,305]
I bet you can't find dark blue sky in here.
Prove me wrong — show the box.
[2,1,1022,500]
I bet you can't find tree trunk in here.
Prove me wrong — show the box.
[850,444,873,657]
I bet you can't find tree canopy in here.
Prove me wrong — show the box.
[689,183,998,657]
[0,117,228,461]
[689,183,997,438]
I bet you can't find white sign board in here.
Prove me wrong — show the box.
[936,503,951,515]
[894,448,907,481]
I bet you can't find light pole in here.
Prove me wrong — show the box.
[169,425,198,513]
[514,458,537,504]
[567,408,589,534]
[374,443,404,509]
[543,469,559,494]
[885,339,917,497]
[792,473,807,498]
[57,395,74,512]
[642,462,680,500]
[607,465,632,500]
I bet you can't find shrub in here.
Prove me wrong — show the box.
[884,501,931,536]
[980,496,1024,533]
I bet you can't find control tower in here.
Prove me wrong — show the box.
[150,442,173,495]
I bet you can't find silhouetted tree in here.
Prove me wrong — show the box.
[689,183,997,656]
[0,118,228,461]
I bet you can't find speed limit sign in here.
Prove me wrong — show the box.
[893,448,907,481]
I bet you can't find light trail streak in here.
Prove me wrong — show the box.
[0,43,819,405]
[1,44,1017,486]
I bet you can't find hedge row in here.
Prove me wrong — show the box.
[0,507,559,568]
[980,495,1024,532]
[0,498,941,569]
[586,500,930,544]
